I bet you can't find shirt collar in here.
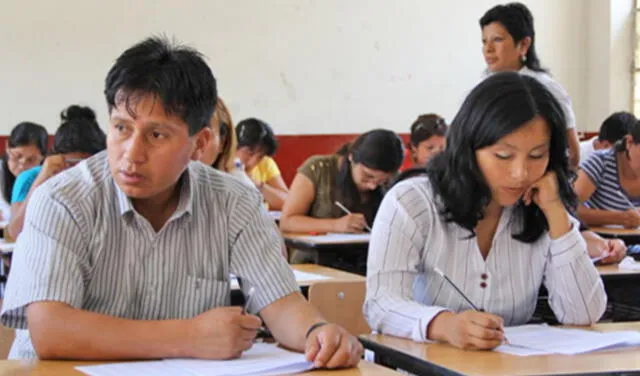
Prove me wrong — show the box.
[114,166,195,219]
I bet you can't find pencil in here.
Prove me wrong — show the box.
[334,201,372,232]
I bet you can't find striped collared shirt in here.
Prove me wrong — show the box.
[1,151,297,359]
[364,177,606,342]
[580,149,640,211]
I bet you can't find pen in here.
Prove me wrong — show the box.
[334,201,372,232]
[242,286,256,315]
[433,267,508,343]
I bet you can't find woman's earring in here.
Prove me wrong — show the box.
[521,54,527,63]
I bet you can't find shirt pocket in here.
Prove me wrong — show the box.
[179,275,231,319]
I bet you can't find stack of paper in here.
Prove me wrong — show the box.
[618,256,640,270]
[495,324,640,356]
[77,343,313,376]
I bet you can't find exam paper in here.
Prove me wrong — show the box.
[77,343,313,376]
[495,324,640,356]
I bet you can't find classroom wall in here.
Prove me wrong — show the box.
[0,0,621,137]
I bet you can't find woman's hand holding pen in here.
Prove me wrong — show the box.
[332,213,367,233]
[428,310,505,350]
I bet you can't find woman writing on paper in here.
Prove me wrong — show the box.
[574,120,640,228]
[480,2,581,167]
[364,73,606,350]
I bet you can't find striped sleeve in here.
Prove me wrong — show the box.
[1,183,88,328]
[364,181,448,342]
[543,218,607,325]
[579,152,606,187]
[228,185,297,313]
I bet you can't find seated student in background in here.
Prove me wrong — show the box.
[364,72,605,350]
[0,122,48,224]
[408,114,447,167]
[574,120,640,228]
[235,118,288,210]
[580,111,635,164]
[199,97,252,184]
[6,105,106,239]
[0,37,362,366]
[480,2,581,167]
[280,129,404,235]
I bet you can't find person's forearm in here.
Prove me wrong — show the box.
[261,293,325,352]
[7,203,26,239]
[261,185,287,210]
[543,205,571,239]
[578,206,623,226]
[27,302,189,360]
[280,215,338,233]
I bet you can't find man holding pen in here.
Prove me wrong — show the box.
[1,37,362,368]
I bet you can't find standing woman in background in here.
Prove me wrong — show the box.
[235,118,289,210]
[0,122,48,223]
[408,114,447,167]
[480,2,581,167]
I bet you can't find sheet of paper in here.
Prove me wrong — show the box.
[618,256,640,270]
[76,361,174,376]
[0,238,14,254]
[165,343,313,376]
[292,269,331,282]
[494,324,640,356]
[77,344,313,376]
[268,210,281,221]
[299,233,371,243]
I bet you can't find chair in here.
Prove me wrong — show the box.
[307,280,370,336]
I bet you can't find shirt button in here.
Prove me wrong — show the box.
[480,282,487,288]
[481,273,488,280]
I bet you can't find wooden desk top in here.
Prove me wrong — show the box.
[0,359,400,375]
[597,264,640,276]
[283,233,370,245]
[361,322,640,376]
[591,226,640,236]
[291,264,365,285]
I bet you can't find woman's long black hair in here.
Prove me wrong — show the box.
[334,129,404,225]
[427,72,575,243]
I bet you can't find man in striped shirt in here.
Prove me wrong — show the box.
[0,37,362,367]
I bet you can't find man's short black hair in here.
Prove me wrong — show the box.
[104,36,217,136]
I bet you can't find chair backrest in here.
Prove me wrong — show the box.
[307,280,370,336]
[0,300,14,359]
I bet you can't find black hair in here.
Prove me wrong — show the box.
[614,119,640,154]
[409,114,447,147]
[428,72,575,243]
[235,118,278,156]
[598,112,635,144]
[480,2,546,72]
[334,129,404,225]
[1,122,48,202]
[104,36,217,136]
[52,105,106,155]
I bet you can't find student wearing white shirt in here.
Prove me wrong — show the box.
[579,112,635,164]
[480,2,581,168]
[364,72,606,351]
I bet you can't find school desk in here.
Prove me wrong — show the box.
[283,233,370,275]
[360,322,640,376]
[592,226,640,245]
[0,359,401,375]
[597,264,640,322]
[230,264,365,304]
